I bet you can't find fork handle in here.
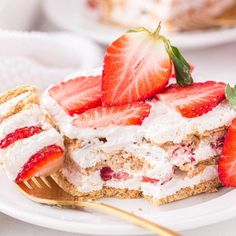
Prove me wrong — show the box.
[74,201,180,236]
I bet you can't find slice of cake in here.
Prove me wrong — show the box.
[87,0,236,31]
[41,25,236,205]
[2,24,235,206]
[0,86,64,183]
[42,70,235,204]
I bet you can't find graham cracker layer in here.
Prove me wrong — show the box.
[0,86,37,105]
[146,178,221,205]
[52,170,141,200]
[0,86,39,120]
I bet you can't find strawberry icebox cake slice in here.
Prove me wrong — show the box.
[0,86,64,183]
[41,25,236,205]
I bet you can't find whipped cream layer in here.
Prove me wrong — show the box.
[42,89,235,146]
[0,105,49,141]
[62,169,103,192]
[62,161,218,195]
[71,143,174,181]
[142,165,218,200]
[4,129,63,180]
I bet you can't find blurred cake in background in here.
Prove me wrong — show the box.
[87,0,236,31]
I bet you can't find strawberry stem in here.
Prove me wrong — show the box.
[153,22,161,37]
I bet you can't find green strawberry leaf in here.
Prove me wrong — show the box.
[226,84,236,107]
[161,37,193,86]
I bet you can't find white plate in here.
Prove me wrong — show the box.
[1,167,236,235]
[44,0,236,49]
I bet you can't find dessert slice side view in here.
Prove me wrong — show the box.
[0,86,64,182]
[41,25,236,205]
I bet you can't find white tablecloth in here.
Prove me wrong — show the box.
[0,31,236,236]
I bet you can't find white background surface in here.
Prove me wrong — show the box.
[0,1,236,235]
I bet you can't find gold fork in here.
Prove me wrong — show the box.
[170,3,236,32]
[17,176,180,236]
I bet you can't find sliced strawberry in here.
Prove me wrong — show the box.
[218,118,236,187]
[15,144,64,183]
[72,102,151,128]
[49,75,102,116]
[157,81,226,118]
[0,126,42,149]
[142,176,159,184]
[102,28,171,106]
[100,167,130,181]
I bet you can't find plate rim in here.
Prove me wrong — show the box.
[1,167,236,235]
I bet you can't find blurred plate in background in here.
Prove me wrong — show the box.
[0,29,102,92]
[43,0,236,49]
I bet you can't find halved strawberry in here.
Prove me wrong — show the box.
[102,28,172,106]
[49,75,102,116]
[157,81,226,118]
[15,144,64,183]
[0,126,42,149]
[72,102,151,128]
[218,118,236,187]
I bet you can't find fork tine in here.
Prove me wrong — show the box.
[40,176,52,188]
[23,180,33,189]
[47,175,60,188]
[31,177,42,188]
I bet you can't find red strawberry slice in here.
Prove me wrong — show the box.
[0,126,42,149]
[102,28,171,106]
[142,176,159,184]
[157,81,226,118]
[72,102,151,128]
[15,144,64,183]
[100,167,130,181]
[49,75,102,116]
[218,118,236,187]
